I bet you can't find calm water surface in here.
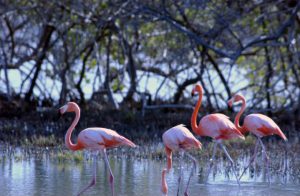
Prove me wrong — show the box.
[1,152,300,196]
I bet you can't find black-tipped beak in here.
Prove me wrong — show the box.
[191,90,195,97]
[55,109,62,121]
[227,100,233,108]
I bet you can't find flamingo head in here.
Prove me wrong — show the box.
[228,93,244,107]
[191,84,203,96]
[59,102,79,115]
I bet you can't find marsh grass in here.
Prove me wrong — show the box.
[21,134,59,147]
[56,150,84,163]
[0,106,299,184]
[1,136,300,184]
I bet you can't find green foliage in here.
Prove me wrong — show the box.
[100,2,108,9]
[88,59,97,69]
[0,0,299,113]
[236,56,246,65]
[85,78,91,84]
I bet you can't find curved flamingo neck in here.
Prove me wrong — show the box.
[234,97,246,134]
[65,106,82,151]
[191,87,203,135]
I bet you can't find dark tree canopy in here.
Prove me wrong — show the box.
[0,0,299,115]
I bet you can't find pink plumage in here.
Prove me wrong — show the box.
[198,113,245,140]
[228,94,287,141]
[78,128,136,150]
[244,114,287,140]
[228,93,288,182]
[190,84,243,185]
[162,124,202,151]
[59,102,136,196]
[161,124,201,195]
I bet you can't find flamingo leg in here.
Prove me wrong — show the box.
[206,142,218,182]
[257,137,271,184]
[283,144,288,183]
[77,153,97,196]
[177,150,184,196]
[219,143,240,186]
[103,149,115,196]
[184,152,197,196]
[239,139,259,180]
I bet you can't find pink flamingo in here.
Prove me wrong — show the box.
[228,93,287,181]
[191,84,244,185]
[161,124,201,196]
[59,102,136,196]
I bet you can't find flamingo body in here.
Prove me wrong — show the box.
[191,84,243,185]
[228,93,287,182]
[243,114,287,140]
[198,113,244,140]
[163,124,201,151]
[76,128,136,150]
[227,94,287,141]
[59,102,135,196]
[161,124,201,196]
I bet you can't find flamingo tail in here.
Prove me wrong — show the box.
[122,137,136,147]
[276,128,287,141]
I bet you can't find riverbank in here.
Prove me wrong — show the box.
[1,102,298,145]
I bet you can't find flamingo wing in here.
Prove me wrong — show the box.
[162,124,201,150]
[78,128,136,150]
[244,114,287,140]
[199,113,244,140]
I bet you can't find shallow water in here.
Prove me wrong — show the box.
[1,152,300,196]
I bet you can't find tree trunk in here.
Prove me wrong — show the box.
[264,46,273,116]
[59,69,67,105]
[1,44,11,100]
[104,34,119,109]
[199,47,213,110]
[76,46,93,104]
[206,52,231,98]
[205,51,231,110]
[25,25,55,102]
[59,34,71,105]
[122,39,137,103]
[173,77,200,104]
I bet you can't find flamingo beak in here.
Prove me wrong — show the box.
[55,109,62,120]
[56,104,68,120]
[191,89,195,96]
[227,100,233,107]
[59,105,68,114]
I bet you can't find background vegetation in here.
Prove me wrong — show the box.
[0,0,299,144]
